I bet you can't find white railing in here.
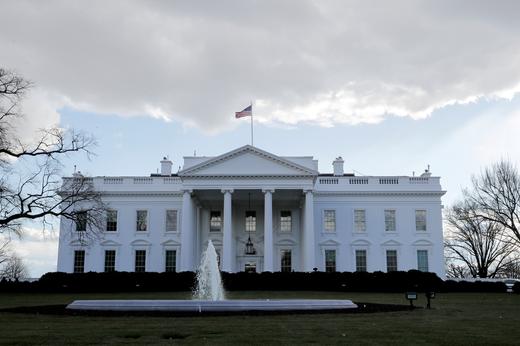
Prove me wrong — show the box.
[103,177,123,184]
[64,176,183,186]
[349,178,369,184]
[379,178,399,185]
[316,176,436,187]
[319,178,339,184]
[133,177,153,184]
[163,177,182,184]
[409,177,429,184]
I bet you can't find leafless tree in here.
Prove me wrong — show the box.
[466,160,520,247]
[0,254,29,281]
[496,256,520,279]
[444,200,517,278]
[0,239,10,267]
[445,262,470,279]
[0,68,106,243]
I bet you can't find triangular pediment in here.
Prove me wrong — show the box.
[412,239,433,246]
[319,239,341,246]
[275,238,297,246]
[131,239,152,246]
[100,240,121,247]
[179,145,317,177]
[69,239,89,247]
[381,240,402,247]
[351,239,372,246]
[161,239,181,246]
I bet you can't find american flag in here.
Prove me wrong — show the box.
[235,104,252,118]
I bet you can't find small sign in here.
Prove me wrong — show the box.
[406,292,417,300]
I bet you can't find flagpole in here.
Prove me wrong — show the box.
[250,101,254,146]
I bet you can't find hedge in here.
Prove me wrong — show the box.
[513,281,520,294]
[0,270,510,293]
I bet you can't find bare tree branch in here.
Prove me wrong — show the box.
[0,253,29,281]
[0,68,106,243]
[465,160,520,247]
[445,200,517,278]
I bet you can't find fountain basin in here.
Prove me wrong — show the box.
[66,299,357,312]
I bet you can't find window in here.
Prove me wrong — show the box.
[355,250,367,272]
[415,210,427,231]
[104,250,116,272]
[384,210,396,232]
[106,210,117,232]
[280,249,292,272]
[135,250,146,272]
[386,250,398,272]
[210,211,222,232]
[354,209,366,232]
[325,249,336,273]
[75,211,87,232]
[165,210,178,232]
[136,210,148,232]
[165,250,176,272]
[280,211,292,232]
[215,249,221,269]
[245,211,256,232]
[73,250,85,273]
[417,250,429,272]
[324,210,336,232]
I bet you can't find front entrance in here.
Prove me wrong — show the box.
[238,256,262,273]
[244,262,257,273]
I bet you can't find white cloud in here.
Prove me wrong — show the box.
[3,227,58,278]
[1,1,520,131]
[9,88,64,144]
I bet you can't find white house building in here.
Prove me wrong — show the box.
[57,145,446,277]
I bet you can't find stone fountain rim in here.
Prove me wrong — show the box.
[66,299,358,312]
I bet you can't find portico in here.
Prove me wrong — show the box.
[179,187,315,273]
[177,145,319,273]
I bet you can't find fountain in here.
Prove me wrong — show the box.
[193,240,225,301]
[66,241,357,313]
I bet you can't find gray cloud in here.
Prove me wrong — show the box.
[1,0,520,132]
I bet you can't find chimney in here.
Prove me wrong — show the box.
[420,164,432,177]
[160,157,173,176]
[333,157,344,176]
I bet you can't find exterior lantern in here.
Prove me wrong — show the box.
[245,236,256,255]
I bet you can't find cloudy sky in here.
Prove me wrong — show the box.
[2,0,520,277]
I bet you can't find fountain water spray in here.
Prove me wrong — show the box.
[193,240,225,301]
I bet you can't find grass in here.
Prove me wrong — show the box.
[0,291,518,345]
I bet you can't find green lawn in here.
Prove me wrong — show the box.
[0,291,518,345]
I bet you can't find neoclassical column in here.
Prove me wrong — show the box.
[303,189,315,271]
[221,189,234,272]
[180,189,195,271]
[263,188,275,272]
[194,205,201,268]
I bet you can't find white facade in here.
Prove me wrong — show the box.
[57,145,446,277]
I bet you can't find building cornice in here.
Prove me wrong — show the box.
[181,174,315,179]
[99,192,183,197]
[314,190,446,197]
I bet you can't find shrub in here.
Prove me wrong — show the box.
[0,271,511,293]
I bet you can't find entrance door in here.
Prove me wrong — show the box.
[244,261,257,273]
